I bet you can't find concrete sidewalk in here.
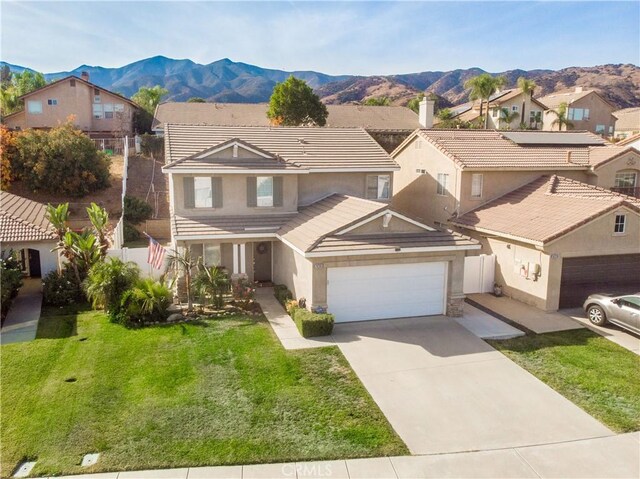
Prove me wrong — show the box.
[43,432,639,479]
[1,278,42,345]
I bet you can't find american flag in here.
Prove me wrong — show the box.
[147,236,166,270]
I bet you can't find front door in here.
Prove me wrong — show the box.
[28,249,41,278]
[253,241,272,282]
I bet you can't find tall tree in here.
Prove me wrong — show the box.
[516,77,537,126]
[267,76,328,126]
[406,93,425,113]
[131,85,169,115]
[363,96,391,106]
[499,108,520,129]
[0,70,46,115]
[187,97,206,103]
[464,73,507,129]
[549,102,574,131]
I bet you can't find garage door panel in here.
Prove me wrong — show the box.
[327,262,447,322]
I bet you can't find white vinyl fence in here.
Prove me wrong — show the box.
[463,254,496,294]
[112,137,129,249]
[107,247,168,279]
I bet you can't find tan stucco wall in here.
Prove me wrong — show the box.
[592,150,640,190]
[346,214,425,234]
[172,173,299,216]
[543,92,616,135]
[298,172,392,205]
[16,79,135,135]
[272,240,314,304]
[3,110,26,129]
[487,92,545,130]
[392,138,459,225]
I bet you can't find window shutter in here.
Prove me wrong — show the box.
[183,177,195,208]
[273,177,283,207]
[212,177,223,208]
[246,177,257,207]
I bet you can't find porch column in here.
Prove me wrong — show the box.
[239,244,246,274]
[232,243,247,276]
[232,244,239,275]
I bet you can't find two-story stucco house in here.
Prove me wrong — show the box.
[539,87,617,137]
[2,72,139,138]
[437,88,547,130]
[392,129,640,312]
[161,124,480,322]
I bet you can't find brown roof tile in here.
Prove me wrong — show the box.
[613,107,640,132]
[452,175,640,245]
[164,124,398,171]
[172,214,297,239]
[0,191,55,242]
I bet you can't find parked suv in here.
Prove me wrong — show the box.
[583,293,640,335]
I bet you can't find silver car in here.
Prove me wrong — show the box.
[583,293,640,335]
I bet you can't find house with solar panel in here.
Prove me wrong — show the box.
[391,129,640,312]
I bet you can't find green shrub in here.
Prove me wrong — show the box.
[123,221,141,242]
[1,253,23,319]
[43,267,85,306]
[274,284,293,306]
[11,122,111,197]
[119,278,172,325]
[123,196,153,224]
[291,307,334,338]
[140,133,164,157]
[84,258,140,314]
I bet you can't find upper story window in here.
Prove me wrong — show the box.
[103,104,114,119]
[471,173,483,198]
[93,104,103,119]
[247,176,282,208]
[27,100,42,114]
[94,89,101,103]
[183,176,222,209]
[595,124,605,134]
[490,108,499,118]
[614,214,626,234]
[511,105,519,112]
[615,171,637,188]
[366,175,390,200]
[256,176,274,207]
[568,108,590,121]
[47,99,58,106]
[437,173,449,196]
[114,104,125,113]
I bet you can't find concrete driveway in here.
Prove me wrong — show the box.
[331,316,613,455]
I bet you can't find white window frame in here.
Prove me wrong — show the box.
[190,243,222,267]
[583,109,590,120]
[93,103,103,119]
[367,174,390,200]
[437,173,449,196]
[27,100,42,114]
[614,171,637,188]
[103,103,114,119]
[491,108,500,118]
[614,214,626,234]
[471,173,483,199]
[114,103,125,113]
[47,99,58,106]
[256,176,274,207]
[595,124,605,134]
[194,176,213,208]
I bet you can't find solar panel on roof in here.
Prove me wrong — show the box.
[501,131,606,146]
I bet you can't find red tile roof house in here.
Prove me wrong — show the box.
[0,191,58,278]
[392,129,640,311]
[161,124,480,322]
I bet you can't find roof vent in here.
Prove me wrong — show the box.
[566,151,573,163]
[297,138,307,144]
[383,212,392,228]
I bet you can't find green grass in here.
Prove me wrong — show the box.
[488,329,640,433]
[1,308,407,477]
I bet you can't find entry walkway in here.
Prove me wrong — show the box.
[1,278,42,345]
[47,432,639,478]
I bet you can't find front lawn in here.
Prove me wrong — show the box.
[488,329,640,433]
[1,307,407,477]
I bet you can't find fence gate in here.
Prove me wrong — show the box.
[463,254,495,294]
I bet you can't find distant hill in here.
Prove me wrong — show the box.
[2,57,638,109]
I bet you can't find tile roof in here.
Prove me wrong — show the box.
[613,107,640,132]
[0,191,55,242]
[405,129,605,170]
[588,145,639,168]
[617,133,640,146]
[536,89,594,109]
[153,102,420,131]
[172,214,298,239]
[452,175,640,245]
[164,124,398,171]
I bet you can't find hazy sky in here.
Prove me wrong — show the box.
[1,1,639,74]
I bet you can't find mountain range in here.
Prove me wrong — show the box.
[2,56,639,109]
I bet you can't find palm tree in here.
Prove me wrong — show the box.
[131,85,169,115]
[193,265,230,310]
[166,248,198,311]
[86,202,111,259]
[549,102,574,131]
[85,258,140,312]
[516,77,537,126]
[499,108,520,129]
[464,73,507,129]
[46,203,70,240]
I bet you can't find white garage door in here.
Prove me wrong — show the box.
[327,262,447,323]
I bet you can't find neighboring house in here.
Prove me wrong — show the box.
[451,176,640,311]
[152,102,424,152]
[161,124,480,322]
[613,107,640,139]
[539,87,617,136]
[0,191,58,277]
[2,72,139,138]
[617,132,640,151]
[391,129,640,311]
[436,88,547,130]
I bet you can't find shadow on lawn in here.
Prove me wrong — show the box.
[37,303,91,339]
[489,328,603,353]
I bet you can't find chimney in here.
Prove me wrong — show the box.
[574,86,583,93]
[418,98,435,128]
[80,71,90,82]
[566,151,572,163]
